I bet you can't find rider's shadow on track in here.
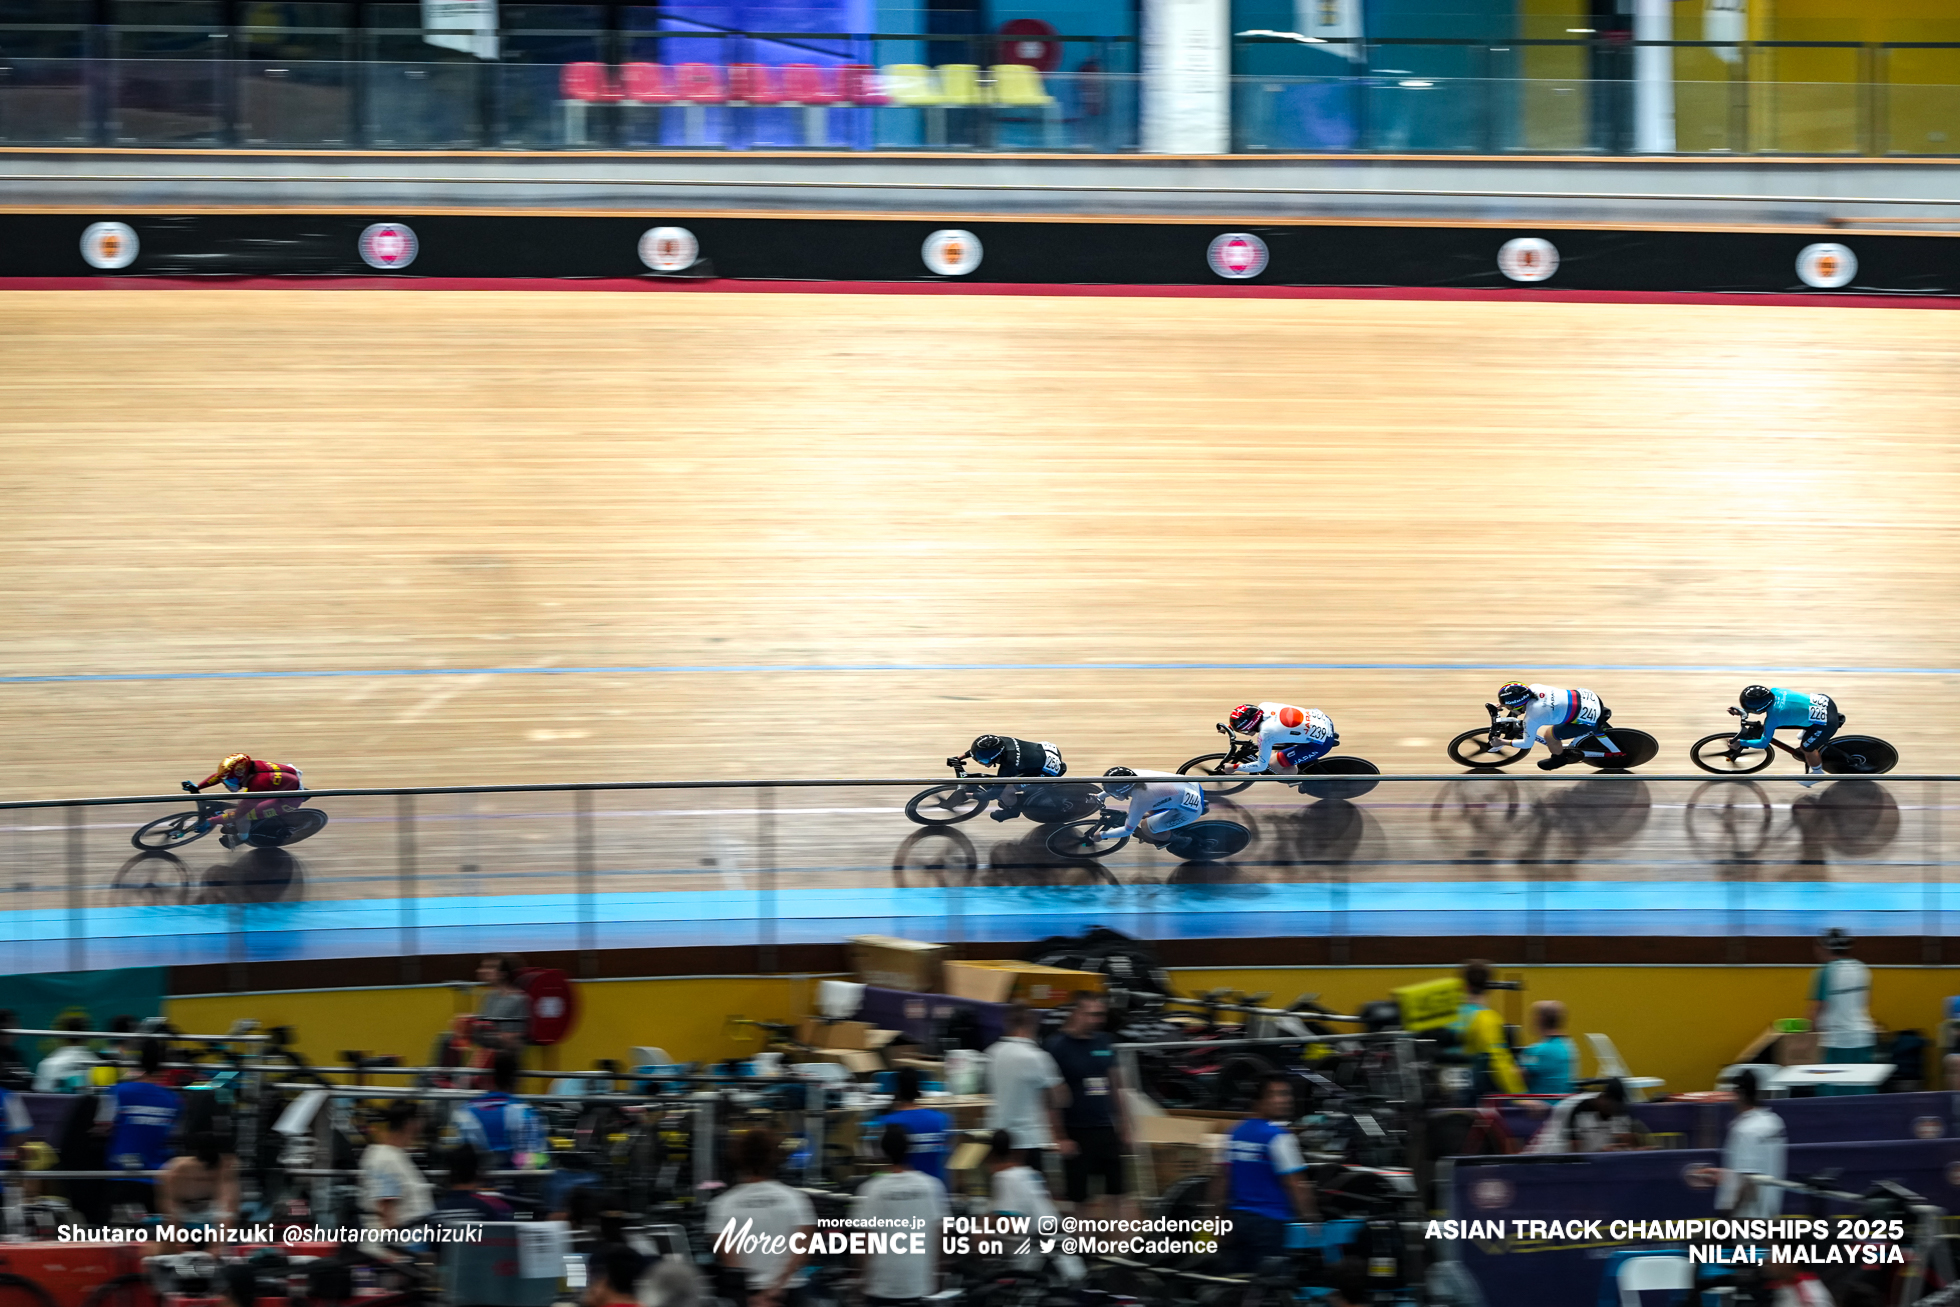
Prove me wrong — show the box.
[1685,778,1901,877]
[111,848,306,906]
[1258,798,1386,880]
[1427,777,1654,877]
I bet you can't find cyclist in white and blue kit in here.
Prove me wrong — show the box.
[1491,681,1612,771]
[1735,684,1842,776]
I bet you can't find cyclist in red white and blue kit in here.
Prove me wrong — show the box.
[1492,682,1612,771]
[1218,702,1339,777]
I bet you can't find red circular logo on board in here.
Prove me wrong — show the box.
[1207,233,1269,280]
[996,18,1061,71]
[519,967,579,1044]
[359,222,419,270]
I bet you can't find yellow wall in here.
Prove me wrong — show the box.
[165,974,826,1078]
[167,965,1958,1098]
[1168,965,1959,1094]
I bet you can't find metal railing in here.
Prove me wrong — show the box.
[0,771,1948,978]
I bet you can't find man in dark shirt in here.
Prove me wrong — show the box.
[433,1142,517,1220]
[1042,991,1132,1221]
[0,1011,30,1090]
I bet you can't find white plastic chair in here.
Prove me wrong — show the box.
[1587,1033,1666,1102]
[1617,1254,1692,1305]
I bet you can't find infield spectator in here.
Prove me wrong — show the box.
[872,1066,951,1185]
[851,1123,950,1304]
[434,1143,516,1220]
[581,1244,647,1307]
[708,1128,816,1307]
[0,1011,31,1090]
[34,1015,101,1092]
[984,1004,1065,1153]
[1043,990,1133,1220]
[1717,1070,1787,1219]
[1809,928,1876,1095]
[1212,1074,1317,1273]
[1518,1000,1578,1095]
[475,954,532,1052]
[456,1050,546,1170]
[158,1130,239,1230]
[986,1130,1085,1283]
[360,1101,435,1254]
[98,1038,181,1213]
[1526,1078,1645,1154]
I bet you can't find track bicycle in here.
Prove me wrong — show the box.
[130,782,328,852]
[1177,721,1383,799]
[1046,804,1252,863]
[903,756,1103,826]
[1689,708,1898,775]
[1447,702,1659,771]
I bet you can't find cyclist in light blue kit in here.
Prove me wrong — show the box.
[1734,684,1843,776]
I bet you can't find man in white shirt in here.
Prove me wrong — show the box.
[986,1131,1086,1283]
[984,1005,1065,1152]
[850,1123,949,1305]
[1809,928,1877,1096]
[359,1101,435,1258]
[32,1017,100,1093]
[707,1128,816,1307]
[1716,1070,1786,1219]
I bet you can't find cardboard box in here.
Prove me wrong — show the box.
[849,934,951,992]
[942,960,1106,1008]
[1735,1023,1819,1067]
[798,1018,890,1051]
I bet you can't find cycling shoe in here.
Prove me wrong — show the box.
[1537,754,1577,771]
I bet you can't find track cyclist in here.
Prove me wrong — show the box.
[1492,681,1612,771]
[1096,768,1207,845]
[1733,684,1842,776]
[1219,701,1338,778]
[958,734,1067,822]
[187,753,306,848]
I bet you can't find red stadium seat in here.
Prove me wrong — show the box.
[780,62,841,105]
[559,61,611,102]
[673,62,729,103]
[621,61,674,103]
[727,62,783,105]
[839,63,886,106]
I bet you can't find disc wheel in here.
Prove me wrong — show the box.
[1162,820,1251,862]
[1177,753,1253,796]
[255,808,327,846]
[1584,728,1659,770]
[1447,729,1523,770]
[1821,736,1899,775]
[1690,732,1774,775]
[131,809,212,851]
[1296,756,1381,801]
[904,784,988,825]
[1048,817,1128,861]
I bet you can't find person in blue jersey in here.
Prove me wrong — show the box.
[98,1038,181,1214]
[1734,684,1844,776]
[1518,1001,1578,1096]
[870,1066,951,1185]
[1210,1074,1317,1273]
[455,1050,547,1170]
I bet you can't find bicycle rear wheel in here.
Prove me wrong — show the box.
[1177,753,1252,796]
[1586,728,1658,770]
[1690,732,1775,775]
[1162,820,1251,862]
[1447,729,1523,769]
[1821,736,1898,775]
[131,809,211,851]
[1296,756,1381,801]
[904,784,988,825]
[255,808,327,846]
[1048,818,1127,860]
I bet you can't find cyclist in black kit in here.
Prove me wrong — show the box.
[958,734,1067,822]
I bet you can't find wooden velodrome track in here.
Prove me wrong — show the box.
[2,289,1959,956]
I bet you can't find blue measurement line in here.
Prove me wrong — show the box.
[4,660,1959,686]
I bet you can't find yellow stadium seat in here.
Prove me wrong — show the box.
[880,63,942,106]
[936,63,988,106]
[990,63,1054,107]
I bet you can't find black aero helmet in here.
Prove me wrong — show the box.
[970,735,1007,765]
[1103,766,1139,798]
[1740,685,1775,714]
[1497,681,1533,708]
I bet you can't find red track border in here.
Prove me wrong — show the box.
[3,275,1959,308]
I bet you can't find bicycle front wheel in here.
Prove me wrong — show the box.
[1177,753,1252,796]
[1048,819,1127,861]
[132,810,211,851]
[1447,729,1523,769]
[1690,732,1774,775]
[904,784,988,825]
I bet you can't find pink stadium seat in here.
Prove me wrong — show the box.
[727,62,783,105]
[838,63,885,106]
[780,62,841,105]
[559,61,613,102]
[620,61,674,103]
[673,62,729,104]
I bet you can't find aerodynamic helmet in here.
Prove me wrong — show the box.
[1228,704,1263,734]
[970,735,1008,766]
[1496,682,1533,708]
[1739,685,1775,714]
[1102,766,1139,798]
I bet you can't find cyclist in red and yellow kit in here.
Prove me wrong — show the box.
[188,754,305,848]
